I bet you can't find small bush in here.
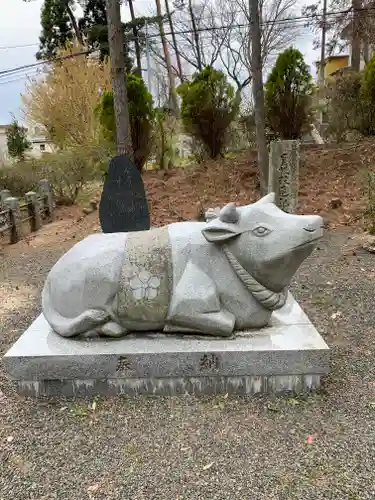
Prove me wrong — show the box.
[265,47,313,140]
[150,108,179,169]
[177,66,240,159]
[325,59,375,140]
[325,71,362,141]
[41,145,107,204]
[0,143,109,204]
[0,159,40,196]
[96,74,154,171]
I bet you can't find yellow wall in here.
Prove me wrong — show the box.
[316,55,349,80]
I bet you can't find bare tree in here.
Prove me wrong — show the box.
[188,0,203,69]
[165,1,225,71]
[126,0,143,74]
[147,0,299,93]
[66,1,84,46]
[303,0,375,62]
[155,0,179,115]
[211,0,300,91]
[165,0,184,81]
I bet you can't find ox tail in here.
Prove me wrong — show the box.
[42,285,110,338]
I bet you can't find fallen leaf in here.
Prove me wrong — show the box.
[223,393,228,399]
[91,400,97,411]
[87,484,99,494]
[202,462,215,471]
[288,398,300,406]
[330,311,342,320]
[267,404,280,412]
[305,435,315,444]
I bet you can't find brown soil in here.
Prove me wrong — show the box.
[143,140,371,229]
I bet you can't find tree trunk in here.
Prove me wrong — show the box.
[351,0,362,72]
[155,0,179,117]
[250,0,268,194]
[164,0,184,82]
[105,0,133,158]
[188,0,202,71]
[127,0,143,76]
[66,2,84,46]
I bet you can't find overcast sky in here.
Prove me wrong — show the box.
[0,0,319,125]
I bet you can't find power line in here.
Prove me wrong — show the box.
[0,43,38,51]
[0,49,92,78]
[1,5,374,79]
[0,72,41,87]
[1,2,370,53]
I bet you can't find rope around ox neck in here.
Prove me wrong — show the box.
[222,244,287,311]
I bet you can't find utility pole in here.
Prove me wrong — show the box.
[105,0,133,159]
[145,20,152,95]
[250,0,268,195]
[319,0,328,84]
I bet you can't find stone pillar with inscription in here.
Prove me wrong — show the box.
[268,140,300,214]
[39,179,54,220]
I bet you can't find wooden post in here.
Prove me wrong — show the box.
[4,197,22,244]
[38,179,54,220]
[268,140,300,214]
[25,191,42,232]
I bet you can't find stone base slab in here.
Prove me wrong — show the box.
[3,294,329,397]
[16,375,322,398]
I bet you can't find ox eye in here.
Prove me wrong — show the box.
[252,225,271,237]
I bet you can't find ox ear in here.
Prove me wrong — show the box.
[256,192,276,205]
[202,220,241,243]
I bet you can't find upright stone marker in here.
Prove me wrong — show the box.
[268,140,300,214]
[4,197,22,243]
[39,179,54,220]
[99,154,150,233]
[0,189,11,209]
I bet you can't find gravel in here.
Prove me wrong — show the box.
[1,226,375,500]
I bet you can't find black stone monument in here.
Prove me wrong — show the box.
[99,154,150,233]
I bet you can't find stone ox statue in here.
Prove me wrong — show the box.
[42,193,323,338]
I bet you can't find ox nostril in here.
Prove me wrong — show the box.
[303,226,316,233]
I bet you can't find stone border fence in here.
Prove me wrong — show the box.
[0,180,54,244]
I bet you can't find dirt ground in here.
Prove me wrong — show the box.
[1,142,375,499]
[143,141,369,229]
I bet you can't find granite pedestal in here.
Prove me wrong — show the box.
[3,294,329,397]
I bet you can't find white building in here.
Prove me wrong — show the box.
[0,123,55,163]
[27,125,55,158]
